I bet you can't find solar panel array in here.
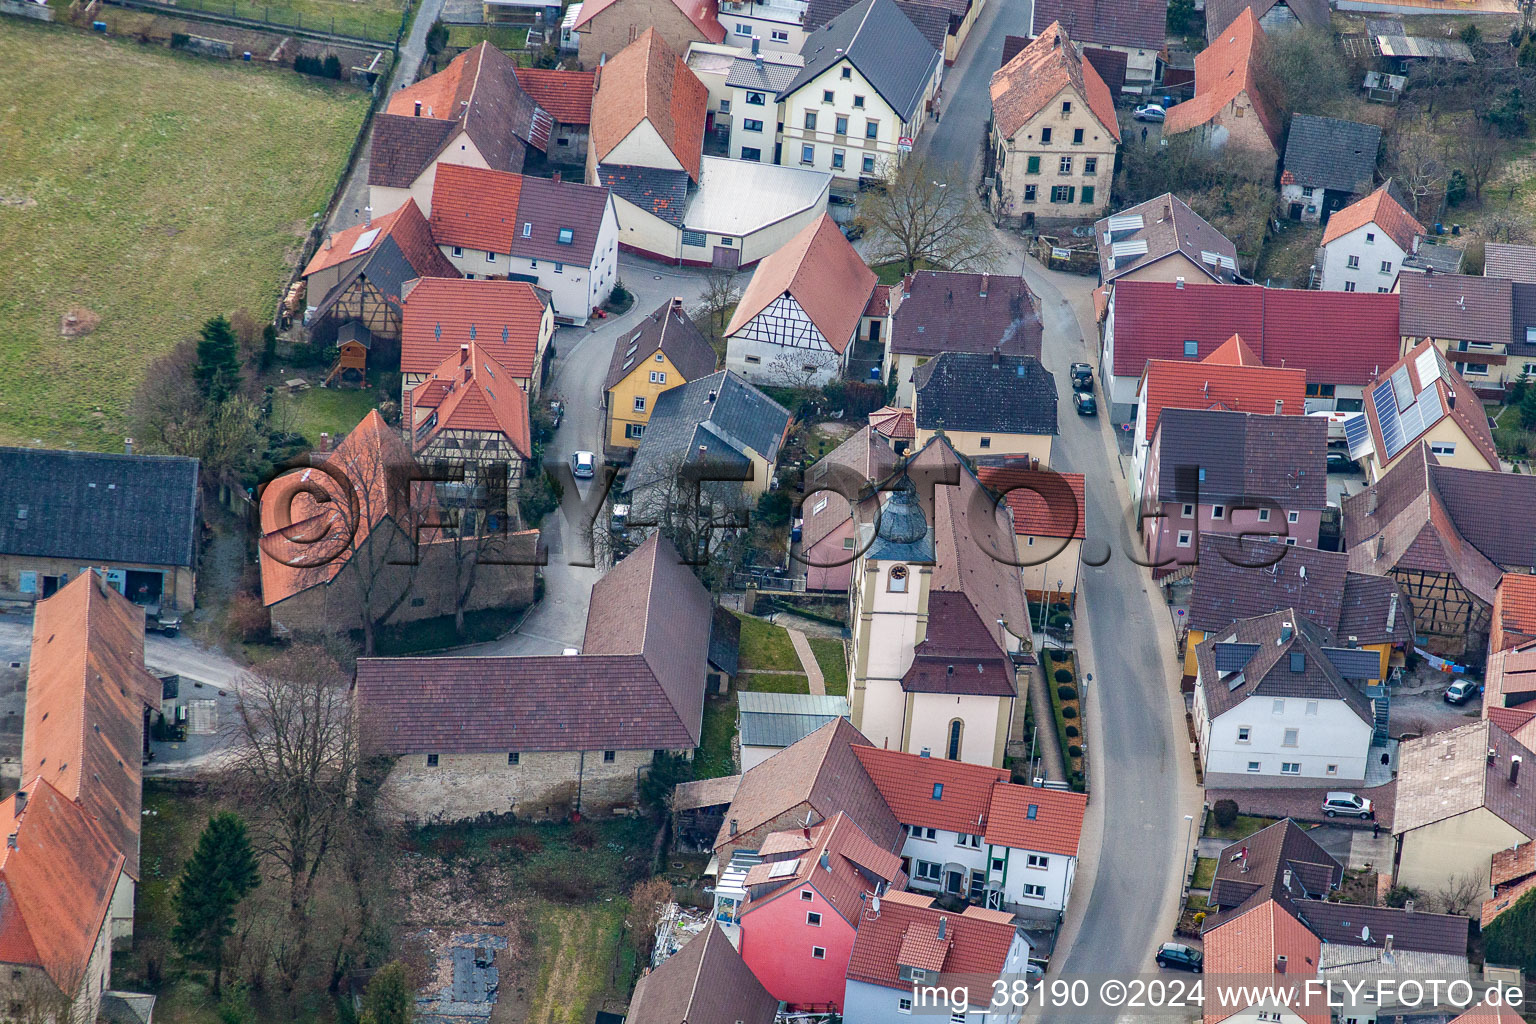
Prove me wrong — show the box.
[1344,412,1374,460]
[1371,354,1449,462]
[1200,250,1237,271]
[1106,213,1144,234]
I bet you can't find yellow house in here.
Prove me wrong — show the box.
[1178,536,1410,681]
[1357,340,1499,483]
[603,297,720,455]
[1394,720,1536,899]
[975,463,1085,605]
[912,352,1057,466]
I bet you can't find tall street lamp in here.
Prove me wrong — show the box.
[1180,813,1196,897]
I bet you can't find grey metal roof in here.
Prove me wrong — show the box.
[624,370,792,493]
[1282,114,1380,195]
[784,0,941,122]
[738,691,851,748]
[0,447,200,567]
[726,53,805,92]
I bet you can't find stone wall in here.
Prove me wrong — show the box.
[0,0,54,22]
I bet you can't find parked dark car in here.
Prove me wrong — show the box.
[144,604,181,637]
[1326,451,1356,473]
[1073,392,1097,416]
[1070,363,1094,391]
[1156,943,1203,972]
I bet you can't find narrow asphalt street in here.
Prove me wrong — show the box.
[329,0,446,233]
[912,0,1023,181]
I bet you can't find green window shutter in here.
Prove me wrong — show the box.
[1081,185,1095,205]
[1026,155,1040,174]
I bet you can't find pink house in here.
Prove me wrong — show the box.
[799,427,899,592]
[737,811,904,1011]
[1141,408,1327,577]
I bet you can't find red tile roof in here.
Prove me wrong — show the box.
[1164,9,1281,151]
[983,781,1087,856]
[1321,185,1425,251]
[868,405,915,441]
[258,411,414,606]
[727,214,877,355]
[591,29,709,181]
[514,67,596,125]
[304,202,414,277]
[1138,340,1306,441]
[23,574,160,882]
[743,812,905,926]
[410,343,531,457]
[976,462,1086,539]
[1495,573,1536,651]
[400,278,548,378]
[1109,280,1401,386]
[430,163,523,254]
[574,0,726,42]
[852,746,1007,835]
[846,891,1018,995]
[1449,1002,1528,1024]
[1363,340,1498,472]
[0,779,123,995]
[1203,899,1326,1024]
[990,22,1120,142]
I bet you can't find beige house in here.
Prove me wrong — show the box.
[1094,193,1242,289]
[1393,720,1536,898]
[847,437,1030,769]
[1397,272,1517,395]
[407,343,531,507]
[912,352,1058,465]
[1355,341,1499,483]
[356,534,714,822]
[989,23,1120,224]
[976,464,1085,605]
[573,0,725,67]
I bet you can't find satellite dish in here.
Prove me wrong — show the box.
[1361,925,1371,943]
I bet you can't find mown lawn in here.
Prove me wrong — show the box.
[809,637,848,696]
[733,612,803,671]
[151,0,406,41]
[694,695,738,779]
[448,24,530,50]
[273,385,379,448]
[743,671,810,693]
[1192,856,1217,890]
[528,901,630,1024]
[1203,811,1280,842]
[0,20,369,448]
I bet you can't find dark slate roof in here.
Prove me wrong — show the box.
[368,116,456,188]
[726,52,805,92]
[1282,115,1381,195]
[313,232,461,323]
[1084,46,1128,96]
[625,370,792,493]
[1207,819,1341,918]
[890,271,1043,359]
[912,352,1057,435]
[1032,0,1168,50]
[1195,610,1375,726]
[1187,535,1411,646]
[599,165,690,227]
[604,298,719,392]
[785,0,941,122]
[626,921,779,1024]
[805,0,950,50]
[1206,0,1329,43]
[1296,900,1470,956]
[1152,408,1327,509]
[901,591,1015,696]
[1513,282,1536,356]
[710,604,741,675]
[0,448,200,567]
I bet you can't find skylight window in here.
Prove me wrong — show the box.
[558,227,574,245]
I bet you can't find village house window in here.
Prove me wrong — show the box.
[486,252,497,263]
[1024,185,1036,202]
[1281,762,1301,775]
[1302,187,1315,197]
[1344,282,1357,292]
[1273,699,1285,714]
[801,144,816,164]
[1181,504,1194,518]
[719,236,735,246]
[865,119,879,139]
[746,91,766,105]
[824,89,835,102]
[959,833,981,848]
[832,150,845,169]
[720,99,731,113]
[734,22,751,34]
[979,437,991,448]
[801,889,814,901]
[523,222,532,237]
[1380,260,1392,274]
[1347,255,1360,269]
[1305,383,1335,398]
[1287,511,1299,524]
[1073,128,1084,144]
[811,947,826,960]
[1327,765,1338,775]
[1176,530,1192,548]
[1211,504,1225,519]
[1184,340,1198,357]
[899,998,913,1013]
[1237,727,1251,742]
[682,229,707,247]
[1256,508,1271,523]
[745,354,762,364]
[1431,442,1458,456]
[1248,761,1261,772]
[1365,232,1376,243]
[1026,156,1040,174]
[508,752,519,764]
[853,95,865,107]
[1081,186,1095,205]
[558,228,574,245]
[991,856,1005,872]
[1041,127,1052,144]
[805,111,818,130]
[626,423,645,439]
[1283,729,1299,747]
[842,66,853,79]
[744,118,764,132]
[950,1012,968,1024]
[1026,854,1049,869]
[1286,537,1298,546]
[452,246,463,257]
[554,263,564,273]
[1084,157,1097,174]
[863,155,876,173]
[655,353,665,362]
[836,115,849,135]
[1022,883,1046,899]
[650,370,666,384]
[807,911,822,926]
[932,783,944,799]
[1305,701,1318,716]
[1059,156,1072,174]
[1050,185,1074,203]
[633,396,646,412]
[603,750,616,762]
[1061,100,1071,114]
[426,754,439,766]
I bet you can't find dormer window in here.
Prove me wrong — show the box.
[931,783,943,799]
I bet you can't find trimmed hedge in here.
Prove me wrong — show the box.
[1064,725,1079,738]
[1067,745,1083,758]
[1061,706,1077,719]
[1054,668,1073,683]
[1057,685,1077,700]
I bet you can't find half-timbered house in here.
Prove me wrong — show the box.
[1344,442,1536,657]
[400,278,555,413]
[408,343,532,509]
[723,213,876,386]
[300,200,460,346]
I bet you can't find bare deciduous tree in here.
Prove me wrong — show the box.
[858,156,1001,275]
[1454,121,1505,203]
[628,452,753,590]
[764,349,839,393]
[225,647,358,994]
[1430,872,1486,916]
[130,339,265,492]
[1390,117,1447,220]
[697,267,741,338]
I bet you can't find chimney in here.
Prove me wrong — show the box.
[414,100,422,116]
[752,34,760,54]
[1283,868,1292,890]
[819,851,830,871]
[1163,203,1172,221]
[920,748,931,757]
[364,205,372,228]
[699,445,709,458]
[707,390,717,403]
[1386,591,1397,631]
[1404,899,1415,914]
[464,366,472,383]
[979,274,988,298]
[1489,747,1498,766]
[937,917,948,940]
[672,296,685,312]
[992,347,1001,368]
[1281,621,1293,642]
[4,834,13,851]
[729,818,738,836]
[318,432,331,453]
[460,343,471,363]
[1275,400,1283,414]
[324,234,333,250]
[1276,955,1288,974]
[1384,935,1394,956]
[124,437,134,456]
[1513,755,1523,785]
[13,791,25,817]
[553,170,562,183]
